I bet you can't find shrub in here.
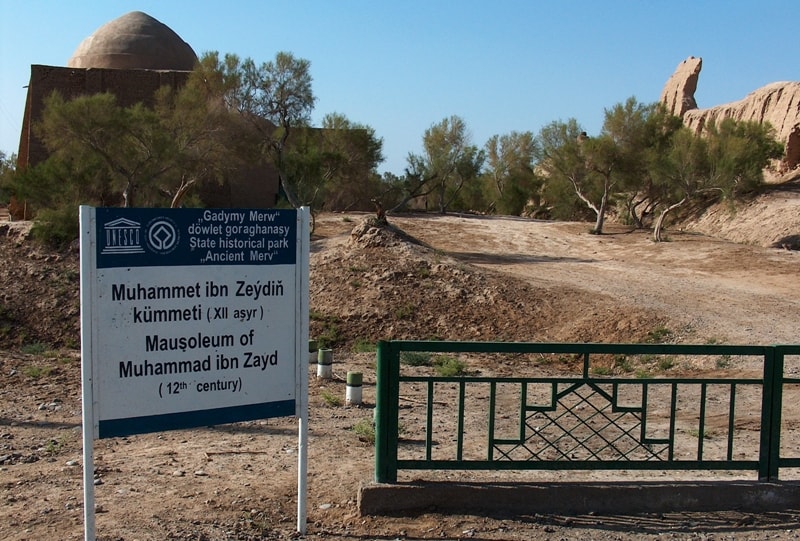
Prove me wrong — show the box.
[400,351,432,367]
[320,389,342,407]
[30,207,79,248]
[352,418,375,444]
[433,356,466,377]
[352,339,376,353]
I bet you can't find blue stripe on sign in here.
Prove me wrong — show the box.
[98,400,296,438]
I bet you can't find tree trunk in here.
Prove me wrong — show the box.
[569,177,603,233]
[593,212,604,234]
[170,177,195,208]
[592,192,608,234]
[627,196,647,229]
[122,181,133,208]
[653,197,687,242]
[279,174,301,208]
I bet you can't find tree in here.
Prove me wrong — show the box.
[318,112,385,210]
[196,51,316,208]
[613,103,684,228]
[406,116,485,213]
[600,98,681,228]
[0,151,15,205]
[151,81,249,208]
[575,133,619,234]
[277,112,384,213]
[578,98,673,234]
[483,131,542,215]
[11,158,103,245]
[648,127,704,241]
[705,118,784,197]
[535,99,681,234]
[35,92,169,208]
[651,119,783,241]
[33,84,240,209]
[387,158,439,212]
[534,118,593,222]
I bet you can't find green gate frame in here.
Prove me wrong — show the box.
[375,341,800,484]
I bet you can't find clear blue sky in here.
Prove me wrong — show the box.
[1,0,797,175]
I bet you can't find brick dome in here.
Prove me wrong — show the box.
[67,11,197,71]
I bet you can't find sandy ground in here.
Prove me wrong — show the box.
[1,208,800,541]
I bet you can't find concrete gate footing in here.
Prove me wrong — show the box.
[358,481,800,516]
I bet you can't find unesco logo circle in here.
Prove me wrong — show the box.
[145,217,179,254]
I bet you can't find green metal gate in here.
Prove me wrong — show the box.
[374,341,800,483]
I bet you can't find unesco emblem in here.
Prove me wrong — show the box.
[100,217,145,255]
[145,217,179,255]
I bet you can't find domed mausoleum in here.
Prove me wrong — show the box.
[15,12,279,215]
[67,11,197,71]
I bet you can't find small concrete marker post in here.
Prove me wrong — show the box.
[308,339,318,364]
[317,348,333,379]
[346,372,363,405]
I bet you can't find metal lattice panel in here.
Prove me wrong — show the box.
[493,383,669,462]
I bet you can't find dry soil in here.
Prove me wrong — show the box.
[1,200,800,540]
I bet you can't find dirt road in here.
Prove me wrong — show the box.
[387,214,800,346]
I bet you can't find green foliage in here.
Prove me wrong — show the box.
[197,50,316,208]
[9,154,105,241]
[651,117,783,241]
[11,80,250,246]
[535,118,593,221]
[645,326,672,343]
[21,342,50,355]
[657,357,675,371]
[352,418,375,444]
[405,115,485,214]
[414,264,430,278]
[0,151,16,204]
[310,312,343,348]
[496,173,538,216]
[35,92,171,208]
[23,364,53,379]
[43,435,69,455]
[530,98,782,238]
[400,351,432,367]
[483,131,541,216]
[716,355,732,369]
[689,428,712,440]
[30,206,79,248]
[549,124,613,214]
[398,352,466,375]
[320,389,342,407]
[592,365,612,376]
[613,355,633,373]
[9,58,784,239]
[542,174,586,221]
[352,339,376,353]
[393,303,416,320]
[432,355,467,377]
[318,113,386,210]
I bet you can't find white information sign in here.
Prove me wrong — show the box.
[79,206,310,539]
